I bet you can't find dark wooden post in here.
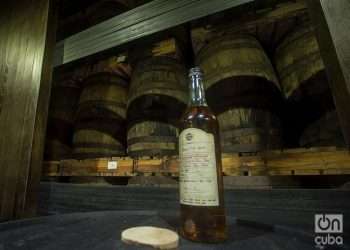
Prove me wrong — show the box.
[0,0,56,220]
[306,0,350,147]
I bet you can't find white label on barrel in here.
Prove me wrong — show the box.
[179,128,219,206]
[108,161,118,170]
[117,55,126,63]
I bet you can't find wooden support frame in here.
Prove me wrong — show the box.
[53,0,255,66]
[306,0,350,147]
[42,147,350,177]
[0,0,56,221]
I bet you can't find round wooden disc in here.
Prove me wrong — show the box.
[121,226,179,249]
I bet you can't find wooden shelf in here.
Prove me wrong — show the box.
[43,147,350,177]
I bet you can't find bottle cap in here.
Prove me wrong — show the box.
[189,67,203,77]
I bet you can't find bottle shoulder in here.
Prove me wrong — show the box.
[180,106,219,133]
[181,106,216,121]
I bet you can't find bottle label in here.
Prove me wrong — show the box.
[179,128,219,206]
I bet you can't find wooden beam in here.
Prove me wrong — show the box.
[306,0,350,147]
[0,0,56,221]
[53,0,254,66]
[23,1,57,218]
[42,147,350,177]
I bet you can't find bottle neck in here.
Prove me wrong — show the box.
[189,74,207,107]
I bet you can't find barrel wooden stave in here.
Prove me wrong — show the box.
[74,71,128,159]
[218,108,282,153]
[196,35,281,113]
[275,25,335,144]
[195,35,283,153]
[275,25,326,100]
[127,121,178,158]
[197,35,279,90]
[73,120,126,159]
[275,25,334,119]
[77,73,128,122]
[127,57,187,122]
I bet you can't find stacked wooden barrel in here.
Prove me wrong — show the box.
[73,57,130,159]
[127,56,187,158]
[274,25,344,147]
[45,78,81,160]
[217,109,281,153]
[196,34,283,153]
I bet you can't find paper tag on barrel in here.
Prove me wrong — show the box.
[108,161,118,170]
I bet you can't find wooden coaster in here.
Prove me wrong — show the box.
[121,226,179,249]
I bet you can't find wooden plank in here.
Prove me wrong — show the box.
[53,0,254,66]
[267,148,350,176]
[0,0,54,221]
[60,158,134,176]
[222,154,266,176]
[42,162,61,176]
[42,147,350,177]
[306,0,350,147]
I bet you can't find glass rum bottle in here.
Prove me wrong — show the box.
[179,67,227,242]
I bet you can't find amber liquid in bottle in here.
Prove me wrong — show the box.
[179,67,227,242]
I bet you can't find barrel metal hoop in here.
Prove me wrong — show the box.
[221,128,266,137]
[78,100,127,110]
[73,142,125,150]
[127,136,178,145]
[84,72,129,87]
[197,41,262,63]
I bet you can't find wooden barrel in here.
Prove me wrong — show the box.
[86,0,130,26]
[196,35,281,113]
[45,80,81,160]
[275,25,334,122]
[300,111,346,148]
[74,71,128,159]
[73,120,125,159]
[218,108,282,153]
[127,57,187,122]
[77,73,128,122]
[127,121,178,158]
